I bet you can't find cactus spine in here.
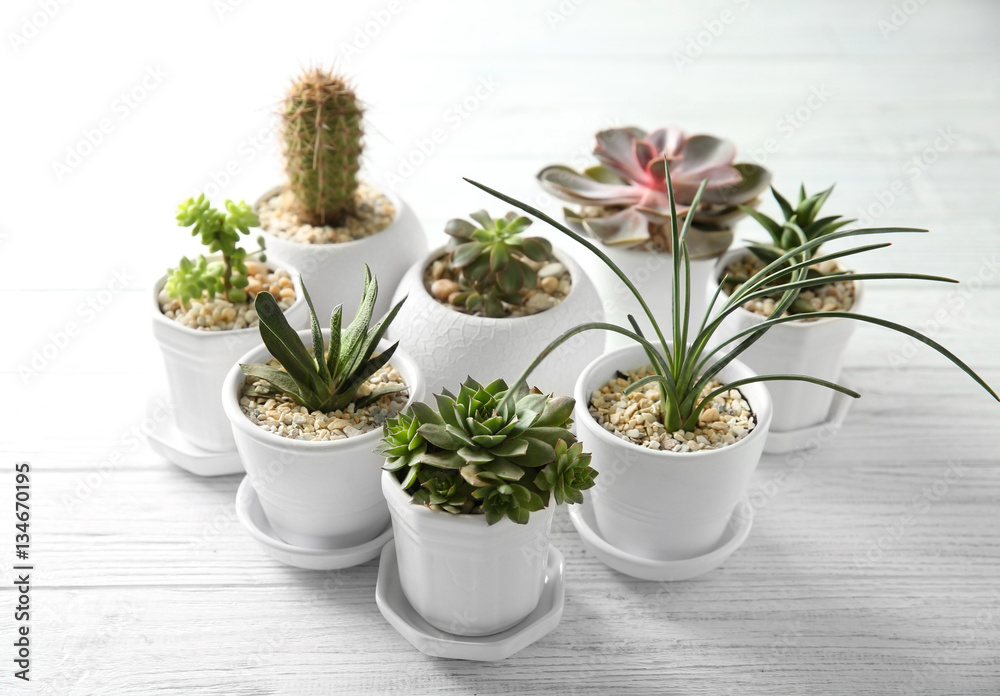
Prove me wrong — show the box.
[281,68,363,227]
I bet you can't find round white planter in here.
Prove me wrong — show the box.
[387,246,605,398]
[222,331,425,549]
[710,247,863,433]
[568,243,716,351]
[574,342,772,561]
[256,185,428,320]
[151,271,308,453]
[381,470,555,637]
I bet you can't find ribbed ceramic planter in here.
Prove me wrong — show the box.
[387,246,604,398]
[256,184,427,319]
[381,470,555,637]
[710,247,863,433]
[222,331,424,549]
[151,270,308,453]
[574,342,772,561]
[569,243,716,351]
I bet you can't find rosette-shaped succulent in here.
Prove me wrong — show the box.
[378,377,596,525]
[538,126,770,257]
[444,211,554,317]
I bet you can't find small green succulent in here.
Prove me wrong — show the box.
[240,266,407,413]
[444,211,554,317]
[735,184,855,313]
[166,195,266,306]
[378,377,596,525]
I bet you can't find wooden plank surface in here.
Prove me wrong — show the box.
[2,0,999,693]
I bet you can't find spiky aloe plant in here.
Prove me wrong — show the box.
[282,68,363,227]
[167,195,266,306]
[377,378,596,525]
[729,184,855,314]
[466,165,998,434]
[240,267,406,412]
[538,126,770,257]
[444,211,554,317]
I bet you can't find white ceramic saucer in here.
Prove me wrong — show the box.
[569,496,753,582]
[146,390,244,477]
[375,540,565,661]
[235,476,393,570]
[763,388,854,455]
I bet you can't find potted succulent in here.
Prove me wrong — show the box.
[376,376,596,641]
[466,167,997,574]
[712,184,860,438]
[151,194,307,461]
[222,267,424,552]
[387,210,604,397]
[538,126,771,345]
[255,67,427,318]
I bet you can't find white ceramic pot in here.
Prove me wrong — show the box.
[710,247,863,433]
[222,331,424,549]
[256,185,427,320]
[381,470,555,636]
[151,271,308,452]
[387,246,605,398]
[569,242,716,351]
[574,342,772,561]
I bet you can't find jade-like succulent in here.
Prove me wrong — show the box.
[538,126,770,257]
[734,184,855,314]
[378,378,597,525]
[282,68,363,227]
[166,195,266,307]
[444,211,554,317]
[240,266,406,413]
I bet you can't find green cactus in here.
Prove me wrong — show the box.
[282,68,363,227]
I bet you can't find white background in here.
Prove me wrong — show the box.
[2,0,999,694]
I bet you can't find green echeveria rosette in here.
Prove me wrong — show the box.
[377,378,596,525]
[444,211,554,318]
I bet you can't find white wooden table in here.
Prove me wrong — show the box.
[3,0,999,693]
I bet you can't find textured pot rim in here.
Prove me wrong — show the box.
[574,341,772,460]
[412,244,589,326]
[151,259,306,339]
[381,468,557,532]
[714,246,865,330]
[222,329,423,452]
[254,181,407,249]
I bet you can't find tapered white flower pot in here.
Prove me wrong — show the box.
[151,272,308,453]
[569,244,715,351]
[387,246,604,398]
[574,342,771,561]
[710,247,862,434]
[222,331,424,549]
[256,185,427,319]
[381,470,555,636]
